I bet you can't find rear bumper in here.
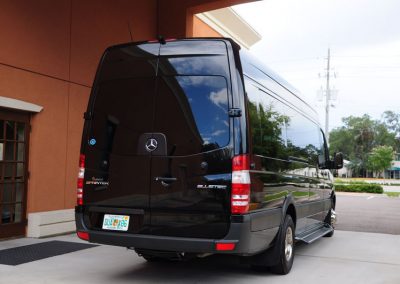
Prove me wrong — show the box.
[75,209,280,256]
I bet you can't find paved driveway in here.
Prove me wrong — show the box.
[336,192,400,234]
[1,193,400,283]
[0,231,399,284]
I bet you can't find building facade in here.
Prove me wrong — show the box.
[385,153,400,179]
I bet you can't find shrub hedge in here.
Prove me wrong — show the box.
[334,183,383,194]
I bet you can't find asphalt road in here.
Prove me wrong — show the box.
[336,192,400,234]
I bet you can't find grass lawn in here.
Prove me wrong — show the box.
[386,192,400,198]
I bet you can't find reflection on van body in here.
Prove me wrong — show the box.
[75,38,342,275]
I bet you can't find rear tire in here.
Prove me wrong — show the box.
[251,215,295,275]
[269,215,295,275]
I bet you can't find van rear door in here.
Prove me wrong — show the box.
[83,43,160,234]
[83,40,234,239]
[149,40,233,238]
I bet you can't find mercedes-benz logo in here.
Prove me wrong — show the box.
[145,138,158,152]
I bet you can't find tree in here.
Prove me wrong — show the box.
[381,110,400,152]
[367,146,394,178]
[382,110,400,135]
[329,114,396,177]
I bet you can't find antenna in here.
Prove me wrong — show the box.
[127,21,133,42]
[157,35,166,45]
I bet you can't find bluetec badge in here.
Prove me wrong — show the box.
[89,139,96,146]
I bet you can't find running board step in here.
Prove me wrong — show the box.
[295,225,333,244]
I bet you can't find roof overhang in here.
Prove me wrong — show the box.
[0,96,43,113]
[196,7,261,49]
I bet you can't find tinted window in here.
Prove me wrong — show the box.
[90,44,158,155]
[90,41,231,156]
[99,44,159,81]
[154,75,229,155]
[241,50,317,121]
[246,78,323,164]
[285,109,322,164]
[246,82,287,159]
[177,76,229,146]
[155,42,232,155]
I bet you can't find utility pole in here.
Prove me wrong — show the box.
[325,48,331,142]
[317,48,337,144]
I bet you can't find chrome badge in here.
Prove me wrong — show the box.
[145,138,158,152]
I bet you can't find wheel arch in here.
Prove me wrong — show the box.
[281,195,297,229]
[331,191,336,209]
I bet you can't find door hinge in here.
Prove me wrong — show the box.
[228,108,242,117]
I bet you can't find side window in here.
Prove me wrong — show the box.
[245,80,288,159]
[246,77,324,165]
[318,129,329,166]
[284,109,324,165]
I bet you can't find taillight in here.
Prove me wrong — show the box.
[215,242,236,251]
[77,154,85,206]
[77,231,89,241]
[231,155,250,214]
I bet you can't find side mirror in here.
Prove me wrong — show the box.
[333,152,343,169]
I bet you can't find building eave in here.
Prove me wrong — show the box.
[0,96,43,113]
[196,7,261,49]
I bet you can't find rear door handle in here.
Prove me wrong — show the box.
[154,177,177,182]
[154,177,177,187]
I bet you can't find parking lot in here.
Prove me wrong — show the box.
[336,191,400,234]
[1,193,400,284]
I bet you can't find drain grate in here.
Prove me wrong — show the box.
[0,240,97,266]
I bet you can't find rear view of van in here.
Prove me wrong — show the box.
[76,38,341,274]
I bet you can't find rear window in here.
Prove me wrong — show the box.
[155,75,229,150]
[89,40,231,156]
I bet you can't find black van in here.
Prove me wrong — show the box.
[75,38,343,274]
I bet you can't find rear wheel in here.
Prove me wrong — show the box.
[251,214,295,275]
[269,215,295,275]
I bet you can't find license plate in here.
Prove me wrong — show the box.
[102,214,130,231]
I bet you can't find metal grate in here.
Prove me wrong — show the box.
[0,240,97,266]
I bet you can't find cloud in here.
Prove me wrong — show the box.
[211,129,226,136]
[209,89,228,109]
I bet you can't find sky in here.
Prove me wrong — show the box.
[233,0,400,132]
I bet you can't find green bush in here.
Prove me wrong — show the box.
[334,184,383,194]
